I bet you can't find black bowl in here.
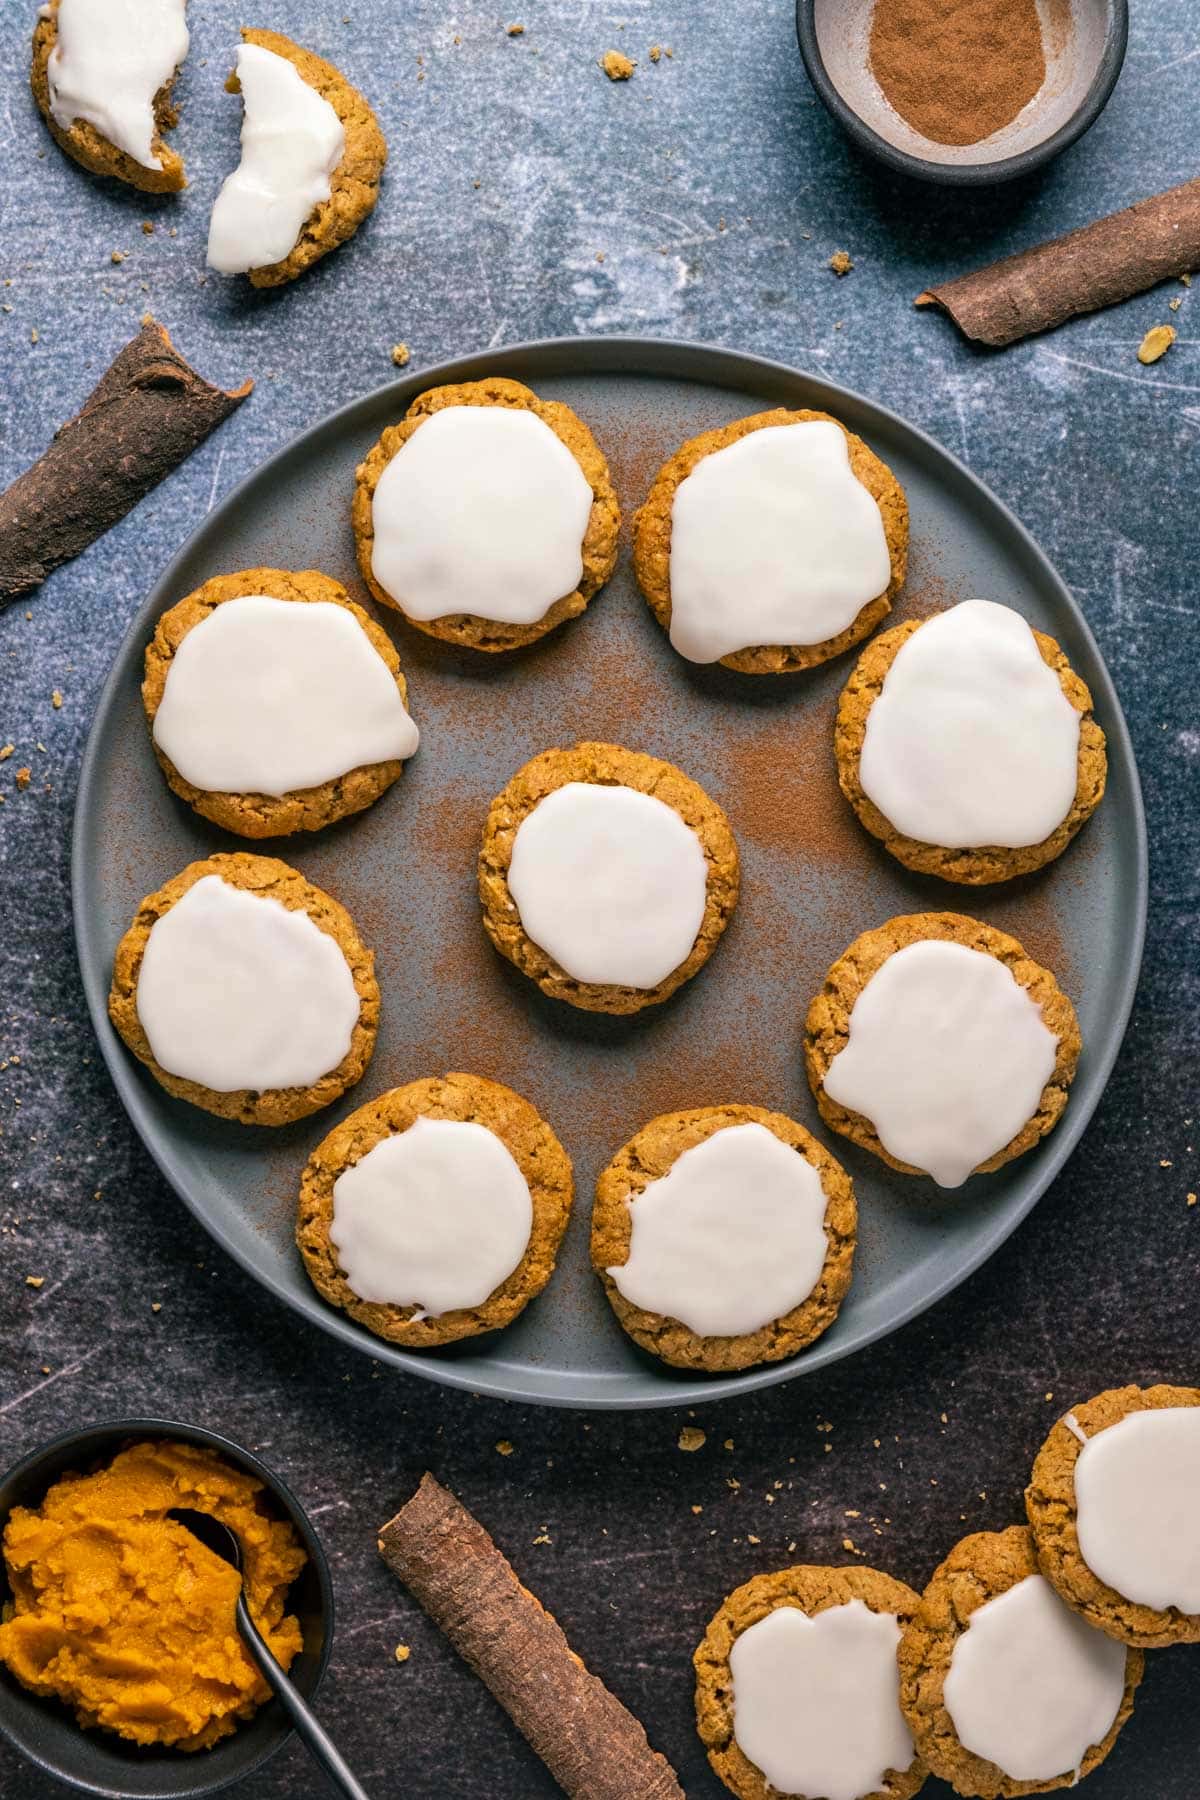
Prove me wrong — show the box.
[0,1418,333,1797]
[796,0,1128,185]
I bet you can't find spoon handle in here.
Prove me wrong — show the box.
[237,1595,371,1800]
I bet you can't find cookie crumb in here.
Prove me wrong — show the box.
[723,1438,734,1450]
[25,1275,44,1288]
[691,1504,703,1514]
[649,44,661,61]
[391,342,410,366]
[1138,324,1176,364]
[495,1439,514,1456]
[506,22,524,34]
[1187,1192,1197,1207]
[30,328,38,344]
[51,690,63,709]
[111,250,125,265]
[0,745,13,761]
[601,49,635,80]
[747,1533,761,1545]
[532,1532,552,1545]
[142,221,155,235]
[829,249,854,277]
[678,1425,706,1452]
[394,1643,411,1662]
[1169,296,1183,312]
[15,767,31,790]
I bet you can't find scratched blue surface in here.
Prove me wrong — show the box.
[1,3,1197,1795]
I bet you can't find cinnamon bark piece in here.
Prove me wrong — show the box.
[0,319,251,602]
[916,177,1200,348]
[378,1474,684,1800]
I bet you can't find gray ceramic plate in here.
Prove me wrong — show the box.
[73,337,1147,1410]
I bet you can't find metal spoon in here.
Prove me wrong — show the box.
[169,1508,370,1800]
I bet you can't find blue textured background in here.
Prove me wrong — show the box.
[1,3,1197,1795]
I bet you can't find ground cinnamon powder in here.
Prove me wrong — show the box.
[869,0,1051,148]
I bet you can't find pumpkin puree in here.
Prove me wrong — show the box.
[0,1440,306,1750]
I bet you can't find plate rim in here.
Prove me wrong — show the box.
[71,332,1149,1410]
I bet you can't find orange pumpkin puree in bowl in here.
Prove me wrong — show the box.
[0,1440,306,1750]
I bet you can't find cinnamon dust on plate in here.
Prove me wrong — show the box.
[868,0,1068,148]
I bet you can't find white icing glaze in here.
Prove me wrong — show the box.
[821,938,1058,1189]
[506,782,708,989]
[48,0,189,170]
[608,1123,829,1337]
[207,44,345,276]
[667,421,891,663]
[135,874,360,1092]
[329,1116,533,1314]
[859,599,1082,850]
[369,407,594,625]
[730,1600,914,1800]
[152,596,418,797]
[942,1573,1126,1783]
[1073,1407,1200,1613]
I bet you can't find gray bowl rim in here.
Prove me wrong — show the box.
[71,331,1148,1411]
[795,0,1130,186]
[0,1416,334,1798]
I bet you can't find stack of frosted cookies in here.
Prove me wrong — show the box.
[695,1382,1198,1800]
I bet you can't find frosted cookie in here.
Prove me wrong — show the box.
[108,853,378,1126]
[32,0,189,192]
[592,1105,855,1372]
[836,601,1107,884]
[695,1564,927,1800]
[296,1073,573,1347]
[207,29,386,287]
[633,408,908,673]
[143,568,419,839]
[898,1526,1141,1798]
[804,913,1079,1189]
[479,742,739,1014]
[1026,1384,1200,1648]
[352,378,620,651]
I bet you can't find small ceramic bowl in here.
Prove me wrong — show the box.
[0,1418,333,1798]
[796,0,1128,184]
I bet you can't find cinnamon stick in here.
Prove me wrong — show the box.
[916,177,1200,347]
[0,319,251,602]
[378,1474,684,1800]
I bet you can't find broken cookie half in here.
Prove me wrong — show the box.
[31,0,190,193]
[207,28,387,288]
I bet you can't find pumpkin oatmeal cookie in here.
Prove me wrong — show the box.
[835,607,1107,884]
[142,567,418,839]
[352,377,620,650]
[108,853,378,1126]
[633,407,908,674]
[804,912,1079,1186]
[226,29,386,287]
[1026,1384,1200,1648]
[696,1563,927,1800]
[296,1073,573,1348]
[592,1104,855,1372]
[478,741,740,1014]
[31,0,188,193]
[897,1526,1142,1798]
